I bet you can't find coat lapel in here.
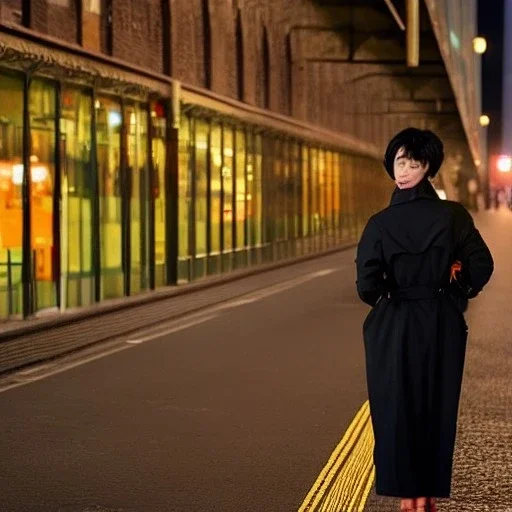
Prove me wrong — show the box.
[390,179,440,206]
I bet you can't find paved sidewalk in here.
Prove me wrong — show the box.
[364,209,512,511]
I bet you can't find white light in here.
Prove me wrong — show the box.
[479,114,490,127]
[94,100,101,109]
[108,111,122,127]
[475,159,481,166]
[195,140,208,150]
[12,164,23,185]
[497,155,512,173]
[224,148,234,157]
[435,189,447,200]
[32,166,48,183]
[473,37,487,54]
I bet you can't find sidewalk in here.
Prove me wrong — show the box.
[364,209,512,511]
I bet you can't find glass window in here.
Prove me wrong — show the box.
[222,126,234,252]
[30,79,57,312]
[273,140,284,241]
[0,1,23,24]
[333,152,341,230]
[290,142,300,239]
[310,148,319,233]
[95,96,123,299]
[83,0,101,51]
[194,120,208,257]
[126,103,149,295]
[0,73,24,318]
[151,102,167,287]
[281,141,290,240]
[247,133,262,247]
[325,150,334,232]
[210,124,222,254]
[301,145,309,237]
[60,87,93,308]
[235,129,246,249]
[318,149,327,232]
[178,116,191,262]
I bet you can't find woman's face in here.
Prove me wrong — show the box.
[393,147,429,189]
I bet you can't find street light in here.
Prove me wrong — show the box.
[473,36,487,54]
[497,155,512,173]
[480,114,491,126]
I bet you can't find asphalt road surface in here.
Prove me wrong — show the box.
[0,248,370,512]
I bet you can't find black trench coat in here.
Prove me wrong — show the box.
[356,179,493,498]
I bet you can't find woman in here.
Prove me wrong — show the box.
[356,128,494,512]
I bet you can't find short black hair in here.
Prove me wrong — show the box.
[383,127,444,179]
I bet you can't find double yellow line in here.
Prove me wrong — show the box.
[298,401,375,512]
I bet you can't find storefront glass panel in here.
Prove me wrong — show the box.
[96,97,123,299]
[126,104,149,295]
[235,129,246,249]
[301,146,309,237]
[194,120,208,257]
[151,102,167,287]
[222,127,234,252]
[178,116,191,281]
[0,73,24,317]
[60,87,93,308]
[210,124,222,254]
[30,79,57,312]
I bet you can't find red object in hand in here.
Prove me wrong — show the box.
[450,260,462,283]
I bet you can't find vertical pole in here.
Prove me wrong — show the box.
[90,89,101,302]
[148,103,156,290]
[22,72,32,318]
[54,81,62,309]
[406,0,420,67]
[166,99,179,286]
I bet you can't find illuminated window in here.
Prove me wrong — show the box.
[223,127,234,251]
[210,124,222,254]
[152,102,167,287]
[0,73,24,317]
[60,87,93,307]
[301,146,309,237]
[235,129,246,249]
[195,119,208,257]
[30,79,57,312]
[178,116,191,277]
[96,97,123,299]
[246,133,262,247]
[126,104,149,295]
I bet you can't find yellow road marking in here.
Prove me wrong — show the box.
[298,400,375,512]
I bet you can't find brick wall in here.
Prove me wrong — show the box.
[16,0,469,157]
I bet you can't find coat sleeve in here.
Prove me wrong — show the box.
[454,208,494,298]
[356,217,386,306]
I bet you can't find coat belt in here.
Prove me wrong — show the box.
[387,285,446,300]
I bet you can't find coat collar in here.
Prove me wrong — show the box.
[390,178,440,206]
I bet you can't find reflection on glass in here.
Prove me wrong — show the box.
[235,130,246,249]
[246,133,262,247]
[195,120,208,257]
[126,104,149,295]
[210,124,222,253]
[301,146,309,237]
[222,127,234,251]
[96,96,123,299]
[318,149,326,231]
[281,141,289,240]
[152,102,167,287]
[333,152,341,229]
[60,87,93,307]
[290,142,300,238]
[0,74,24,317]
[273,140,283,240]
[178,116,191,261]
[30,79,57,311]
[326,151,333,232]
[310,148,318,233]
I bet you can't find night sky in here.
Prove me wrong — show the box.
[478,0,505,157]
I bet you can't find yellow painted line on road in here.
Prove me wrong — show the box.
[298,400,375,512]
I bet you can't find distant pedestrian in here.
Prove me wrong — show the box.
[356,128,494,512]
